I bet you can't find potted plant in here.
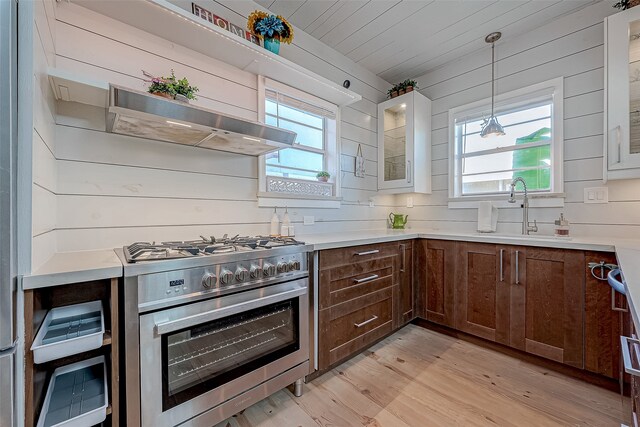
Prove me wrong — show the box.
[316,171,330,182]
[614,0,640,9]
[247,11,294,55]
[403,79,418,93]
[143,70,199,102]
[397,81,406,96]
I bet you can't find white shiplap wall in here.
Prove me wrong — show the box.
[398,1,640,239]
[32,0,58,270]
[37,0,394,260]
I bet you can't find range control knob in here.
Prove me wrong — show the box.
[220,268,234,285]
[277,262,289,273]
[289,260,301,271]
[202,273,217,289]
[250,264,263,279]
[263,262,276,277]
[235,266,249,282]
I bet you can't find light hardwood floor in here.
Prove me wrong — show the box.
[216,325,629,427]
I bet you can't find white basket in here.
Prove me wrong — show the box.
[31,301,105,364]
[36,355,108,427]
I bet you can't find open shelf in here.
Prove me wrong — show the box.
[73,0,361,107]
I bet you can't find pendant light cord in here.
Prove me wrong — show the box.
[491,41,495,117]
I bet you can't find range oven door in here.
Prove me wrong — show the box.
[139,278,309,427]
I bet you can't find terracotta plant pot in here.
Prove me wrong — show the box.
[317,176,329,182]
[391,90,398,98]
[405,86,414,92]
[630,0,640,7]
[150,91,173,100]
[398,89,405,95]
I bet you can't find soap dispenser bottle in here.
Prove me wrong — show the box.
[554,213,570,237]
[281,207,291,237]
[270,208,280,236]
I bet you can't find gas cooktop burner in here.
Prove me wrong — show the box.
[124,235,305,262]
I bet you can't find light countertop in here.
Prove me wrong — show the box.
[299,229,618,252]
[22,249,122,290]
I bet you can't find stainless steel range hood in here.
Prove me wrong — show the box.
[106,85,296,156]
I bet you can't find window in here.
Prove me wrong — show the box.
[258,78,340,207]
[449,78,563,201]
[264,90,329,181]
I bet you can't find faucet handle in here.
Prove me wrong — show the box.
[529,220,538,233]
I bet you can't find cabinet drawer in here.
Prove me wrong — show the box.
[319,242,398,269]
[319,288,393,368]
[319,257,394,309]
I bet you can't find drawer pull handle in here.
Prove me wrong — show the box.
[356,250,379,256]
[354,274,379,284]
[621,336,640,377]
[354,315,378,328]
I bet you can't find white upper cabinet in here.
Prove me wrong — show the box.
[605,7,640,180]
[377,91,432,194]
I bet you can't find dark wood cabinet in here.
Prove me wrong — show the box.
[454,242,511,345]
[317,241,405,371]
[509,247,585,368]
[416,240,456,327]
[585,251,630,379]
[395,240,414,327]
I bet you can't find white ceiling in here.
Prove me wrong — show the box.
[255,0,600,84]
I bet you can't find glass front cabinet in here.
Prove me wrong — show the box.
[377,90,432,193]
[605,7,640,180]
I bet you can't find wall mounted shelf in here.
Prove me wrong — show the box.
[72,0,362,107]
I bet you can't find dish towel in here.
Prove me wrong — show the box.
[477,201,498,233]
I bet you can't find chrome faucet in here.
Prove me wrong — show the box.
[508,177,538,235]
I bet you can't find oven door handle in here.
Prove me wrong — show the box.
[154,283,307,335]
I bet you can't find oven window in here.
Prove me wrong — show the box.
[161,299,299,410]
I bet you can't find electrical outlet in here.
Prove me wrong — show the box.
[303,216,315,225]
[406,196,414,208]
[584,187,608,204]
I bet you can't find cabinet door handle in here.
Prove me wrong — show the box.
[515,250,520,285]
[407,160,411,184]
[612,287,629,312]
[621,336,640,376]
[354,274,379,284]
[499,249,504,282]
[400,243,406,272]
[356,250,379,256]
[354,315,378,328]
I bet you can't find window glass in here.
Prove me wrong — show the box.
[454,100,553,196]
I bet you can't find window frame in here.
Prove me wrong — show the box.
[257,77,341,208]
[448,77,564,206]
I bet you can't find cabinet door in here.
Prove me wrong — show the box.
[378,94,413,191]
[395,241,414,327]
[454,242,510,345]
[606,7,640,179]
[511,247,584,368]
[415,240,455,327]
[585,251,630,379]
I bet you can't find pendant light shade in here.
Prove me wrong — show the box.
[481,32,505,138]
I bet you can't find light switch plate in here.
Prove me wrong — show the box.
[406,196,414,208]
[584,187,608,204]
[303,216,315,225]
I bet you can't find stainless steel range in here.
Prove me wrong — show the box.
[116,236,312,427]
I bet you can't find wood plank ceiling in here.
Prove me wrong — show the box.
[254,0,600,84]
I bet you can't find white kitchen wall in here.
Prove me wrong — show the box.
[31,0,58,270]
[37,0,394,259]
[399,1,640,239]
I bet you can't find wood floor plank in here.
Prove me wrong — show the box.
[216,325,629,427]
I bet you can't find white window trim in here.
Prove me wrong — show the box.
[257,76,342,209]
[447,77,564,208]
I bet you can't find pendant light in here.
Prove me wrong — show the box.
[480,31,505,138]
